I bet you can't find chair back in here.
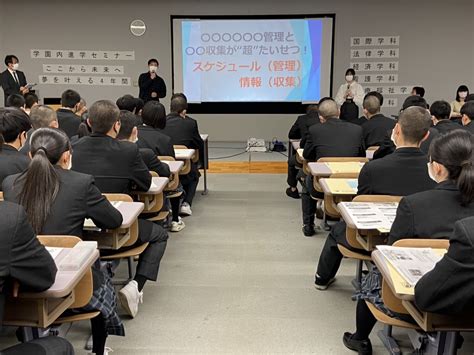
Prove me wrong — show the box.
[103,194,139,247]
[150,171,159,177]
[158,156,175,161]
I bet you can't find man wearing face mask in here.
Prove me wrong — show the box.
[138,58,167,103]
[0,55,29,104]
[56,89,82,138]
[335,68,364,122]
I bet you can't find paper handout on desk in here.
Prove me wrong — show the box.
[339,202,398,231]
[325,162,364,173]
[325,179,358,194]
[377,245,445,295]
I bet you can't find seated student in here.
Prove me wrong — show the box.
[0,108,30,187]
[431,100,462,134]
[117,110,185,232]
[57,89,82,138]
[301,99,365,236]
[349,91,384,127]
[361,95,395,148]
[5,93,26,110]
[343,129,474,355]
[450,85,469,121]
[286,104,320,199]
[137,101,175,158]
[373,96,439,159]
[116,94,144,125]
[24,92,39,115]
[461,101,474,134]
[415,217,474,315]
[72,100,169,318]
[161,94,204,215]
[20,105,59,154]
[3,128,124,355]
[314,106,436,290]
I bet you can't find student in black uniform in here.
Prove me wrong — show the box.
[137,101,175,158]
[361,95,395,148]
[343,129,474,355]
[0,108,30,187]
[461,101,474,134]
[5,93,26,110]
[314,106,436,290]
[349,91,384,127]
[430,100,462,134]
[117,110,185,232]
[72,100,169,319]
[116,94,144,124]
[56,89,82,138]
[286,104,320,199]
[301,99,365,236]
[2,127,124,355]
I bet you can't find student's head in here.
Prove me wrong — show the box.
[0,108,31,150]
[29,105,59,130]
[318,99,339,122]
[306,104,318,116]
[141,101,166,129]
[362,95,381,118]
[4,55,19,70]
[60,89,81,111]
[6,94,26,109]
[117,110,139,142]
[364,91,384,106]
[148,58,159,72]
[116,95,140,114]
[430,100,451,123]
[466,94,474,102]
[455,85,469,102]
[16,128,72,234]
[345,68,355,83]
[170,94,188,116]
[392,106,431,147]
[411,86,425,98]
[88,100,121,136]
[461,101,474,126]
[171,92,188,102]
[24,93,39,111]
[401,95,428,111]
[428,130,474,205]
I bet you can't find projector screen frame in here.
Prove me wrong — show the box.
[170,14,336,114]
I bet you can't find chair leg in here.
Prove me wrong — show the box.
[351,260,364,291]
[378,325,402,355]
[127,256,133,281]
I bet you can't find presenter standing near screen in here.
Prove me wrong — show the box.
[0,55,29,104]
[335,68,364,121]
[138,58,167,102]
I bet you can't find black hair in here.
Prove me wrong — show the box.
[117,110,139,140]
[15,128,71,234]
[455,85,469,102]
[6,94,25,108]
[170,95,188,114]
[430,100,451,121]
[345,68,355,76]
[364,91,384,106]
[412,86,425,98]
[397,106,432,145]
[4,55,19,66]
[24,93,39,109]
[141,101,166,129]
[88,100,120,134]
[306,104,319,115]
[461,101,474,121]
[429,130,474,206]
[466,94,474,103]
[148,58,159,66]
[77,121,92,138]
[0,108,31,151]
[60,89,81,109]
[402,95,428,111]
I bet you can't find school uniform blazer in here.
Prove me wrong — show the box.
[357,147,436,196]
[347,116,368,126]
[3,168,123,237]
[0,69,27,103]
[388,181,474,244]
[56,109,81,138]
[303,117,365,162]
[72,133,151,193]
[464,121,474,134]
[288,113,320,141]
[415,217,474,315]
[161,113,204,161]
[137,125,175,158]
[0,145,30,189]
[361,114,396,148]
[139,148,171,178]
[433,120,463,135]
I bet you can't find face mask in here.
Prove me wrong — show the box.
[427,162,437,182]
[12,63,19,70]
[459,91,468,99]
[133,137,138,143]
[390,129,397,147]
[345,75,353,82]
[149,66,158,73]
[67,156,72,170]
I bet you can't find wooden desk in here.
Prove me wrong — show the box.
[200,134,209,195]
[366,150,375,160]
[320,178,358,197]
[163,160,184,174]
[3,248,99,328]
[175,148,195,160]
[291,140,301,151]
[132,177,169,211]
[308,161,365,178]
[83,201,144,250]
[162,160,184,191]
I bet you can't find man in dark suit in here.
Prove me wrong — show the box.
[361,95,395,148]
[431,100,463,134]
[0,108,31,188]
[72,100,169,318]
[56,89,82,138]
[286,104,320,199]
[0,55,28,104]
[138,58,166,102]
[315,106,436,290]
[461,101,474,134]
[301,99,365,236]
[162,94,204,215]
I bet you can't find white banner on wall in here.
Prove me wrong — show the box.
[31,49,135,61]
[361,85,419,96]
[355,74,399,84]
[350,61,399,72]
[350,48,399,59]
[42,64,125,75]
[350,36,400,47]
[381,98,398,108]
[39,75,131,86]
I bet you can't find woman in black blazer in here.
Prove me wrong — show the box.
[2,128,123,355]
[343,129,474,355]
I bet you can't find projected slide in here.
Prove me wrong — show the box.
[174,18,333,103]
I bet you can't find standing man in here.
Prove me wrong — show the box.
[138,58,166,102]
[0,55,29,104]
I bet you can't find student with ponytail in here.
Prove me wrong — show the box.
[343,129,474,355]
[2,128,124,355]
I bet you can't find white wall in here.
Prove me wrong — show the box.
[1,0,473,141]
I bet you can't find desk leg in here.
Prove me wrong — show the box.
[425,331,457,355]
[377,325,402,355]
[202,138,209,195]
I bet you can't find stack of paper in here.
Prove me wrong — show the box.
[338,202,398,231]
[326,162,364,174]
